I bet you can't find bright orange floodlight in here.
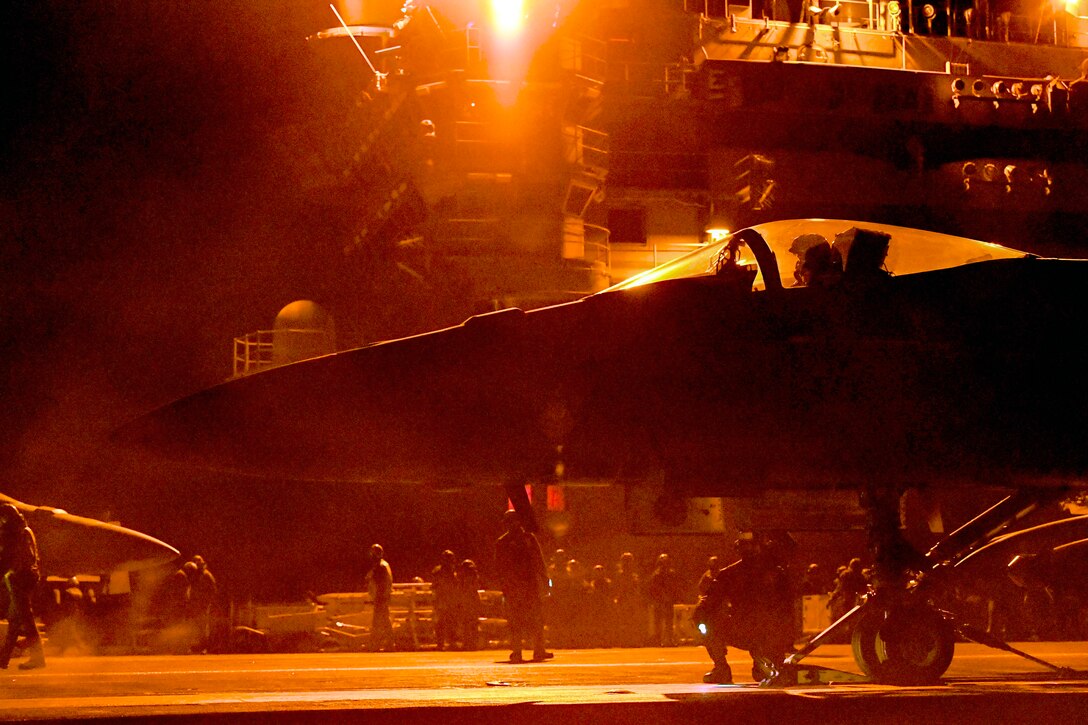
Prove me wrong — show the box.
[491,0,526,37]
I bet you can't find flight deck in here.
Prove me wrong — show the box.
[3,642,1087,723]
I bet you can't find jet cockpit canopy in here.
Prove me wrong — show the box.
[603,219,1027,293]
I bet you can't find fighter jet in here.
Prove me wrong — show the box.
[119,219,1088,683]
[0,493,179,577]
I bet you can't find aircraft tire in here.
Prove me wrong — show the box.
[851,603,955,685]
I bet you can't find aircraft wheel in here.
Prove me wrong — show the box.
[851,604,955,685]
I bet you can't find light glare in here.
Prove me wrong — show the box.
[491,0,525,37]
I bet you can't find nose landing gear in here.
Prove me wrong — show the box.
[785,487,1082,686]
[851,603,955,685]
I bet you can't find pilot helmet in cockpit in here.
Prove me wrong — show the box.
[789,233,840,287]
[832,227,891,279]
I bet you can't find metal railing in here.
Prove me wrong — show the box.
[233,331,275,378]
[560,34,608,85]
[232,329,333,378]
[609,62,694,98]
[563,125,610,171]
[583,222,612,271]
[442,217,503,245]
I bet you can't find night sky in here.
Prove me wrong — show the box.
[2,1,505,601]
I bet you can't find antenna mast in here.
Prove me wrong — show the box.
[329,3,387,89]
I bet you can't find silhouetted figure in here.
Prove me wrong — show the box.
[698,556,722,597]
[801,563,830,596]
[431,550,459,650]
[546,548,568,586]
[187,555,218,653]
[453,559,482,650]
[494,510,552,663]
[50,577,96,655]
[174,557,198,613]
[0,503,44,670]
[695,536,795,685]
[549,556,582,647]
[366,543,394,651]
[612,552,644,647]
[586,564,613,647]
[543,548,566,640]
[147,559,195,654]
[167,562,195,621]
[564,558,591,646]
[833,227,891,284]
[789,233,841,288]
[647,553,681,646]
[1070,58,1088,115]
[983,572,1022,639]
[829,557,868,621]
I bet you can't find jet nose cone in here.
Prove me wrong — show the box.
[115,316,548,485]
[29,508,180,575]
[113,357,349,479]
[97,525,181,572]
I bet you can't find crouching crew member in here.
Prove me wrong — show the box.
[695,534,795,686]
